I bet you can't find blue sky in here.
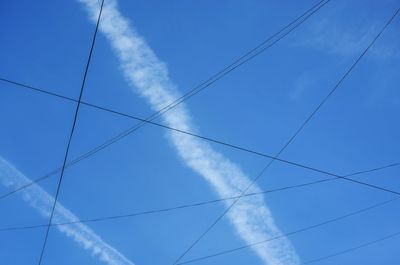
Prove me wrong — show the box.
[0,0,399,265]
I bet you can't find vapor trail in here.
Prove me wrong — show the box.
[79,0,300,264]
[0,157,135,265]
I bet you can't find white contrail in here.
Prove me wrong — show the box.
[0,156,135,265]
[79,1,300,264]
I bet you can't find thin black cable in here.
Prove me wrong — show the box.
[0,0,329,201]
[1,81,400,202]
[2,1,396,262]
[345,162,400,177]
[0,0,327,122]
[176,196,400,264]
[154,0,330,115]
[0,86,399,200]
[302,231,400,264]
[173,6,400,264]
[0,78,76,103]
[0,164,397,233]
[37,1,104,264]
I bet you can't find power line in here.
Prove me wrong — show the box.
[0,0,329,200]
[37,1,104,264]
[346,162,400,177]
[1,79,400,202]
[0,78,76,103]
[147,0,330,115]
[173,6,400,264]
[2,3,396,260]
[2,3,398,209]
[302,231,400,264]
[3,1,397,264]
[176,196,400,264]
[0,163,397,233]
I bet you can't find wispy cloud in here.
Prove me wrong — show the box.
[79,0,300,264]
[0,156,135,265]
[289,72,316,101]
[295,15,400,60]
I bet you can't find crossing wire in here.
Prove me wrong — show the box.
[173,6,400,264]
[1,2,398,263]
[302,231,400,264]
[0,0,329,201]
[176,196,400,264]
[2,1,397,264]
[1,79,400,201]
[0,162,398,233]
[37,1,104,264]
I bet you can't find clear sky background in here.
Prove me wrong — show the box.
[0,0,399,265]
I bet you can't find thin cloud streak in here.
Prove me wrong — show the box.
[295,12,400,59]
[79,0,300,264]
[0,157,135,265]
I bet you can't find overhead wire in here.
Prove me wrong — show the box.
[37,1,104,264]
[0,80,400,201]
[172,5,400,264]
[0,0,329,200]
[0,163,398,233]
[1,1,398,264]
[176,196,400,264]
[302,230,400,264]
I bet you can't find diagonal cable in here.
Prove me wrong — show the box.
[0,0,329,201]
[0,80,400,201]
[173,6,400,264]
[302,230,400,264]
[176,196,400,264]
[0,162,398,233]
[37,1,104,264]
